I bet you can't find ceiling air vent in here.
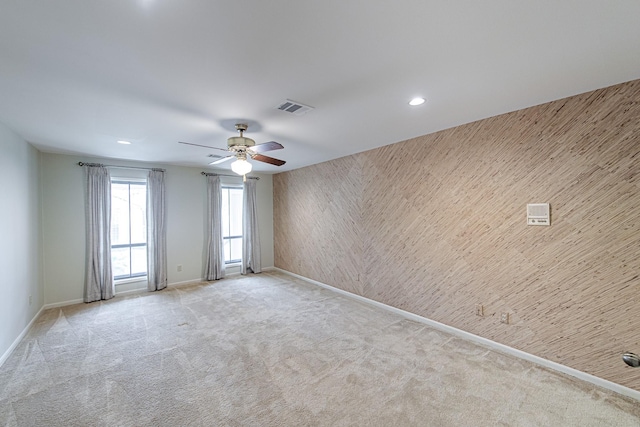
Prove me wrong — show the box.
[207,154,224,159]
[276,99,314,116]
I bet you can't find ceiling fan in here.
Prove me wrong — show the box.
[179,123,286,176]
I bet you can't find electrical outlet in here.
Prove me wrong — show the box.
[475,304,484,317]
[501,312,509,324]
[177,264,183,272]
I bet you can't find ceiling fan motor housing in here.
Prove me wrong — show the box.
[227,123,255,149]
[227,135,255,149]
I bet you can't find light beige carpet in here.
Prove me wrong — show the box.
[0,271,638,426]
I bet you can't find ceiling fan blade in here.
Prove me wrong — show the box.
[178,141,228,152]
[209,156,234,165]
[247,141,284,154]
[250,153,286,166]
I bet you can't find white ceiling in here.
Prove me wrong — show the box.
[1,1,639,174]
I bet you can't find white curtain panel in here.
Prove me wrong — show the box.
[83,165,114,302]
[204,175,225,280]
[242,179,261,274]
[147,169,168,291]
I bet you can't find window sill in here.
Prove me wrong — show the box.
[115,276,147,286]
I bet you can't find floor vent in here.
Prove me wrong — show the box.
[276,99,314,116]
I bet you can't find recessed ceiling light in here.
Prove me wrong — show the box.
[117,140,131,145]
[409,97,426,106]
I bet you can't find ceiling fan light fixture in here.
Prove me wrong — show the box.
[231,158,252,176]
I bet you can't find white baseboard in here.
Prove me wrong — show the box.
[42,277,206,308]
[167,278,205,287]
[0,305,46,369]
[43,299,84,309]
[273,267,640,402]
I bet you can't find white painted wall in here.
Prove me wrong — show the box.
[40,153,275,305]
[0,123,43,362]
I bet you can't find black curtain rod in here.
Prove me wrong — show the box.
[201,172,259,180]
[78,162,165,172]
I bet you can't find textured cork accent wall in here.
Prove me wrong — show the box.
[274,79,640,391]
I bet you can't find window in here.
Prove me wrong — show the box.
[111,180,147,279]
[221,186,243,264]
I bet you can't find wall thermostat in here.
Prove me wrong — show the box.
[527,203,550,226]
